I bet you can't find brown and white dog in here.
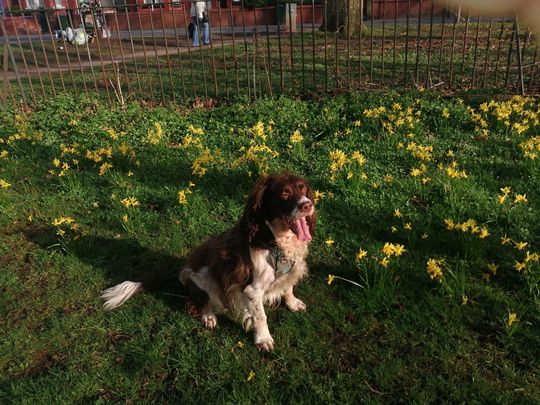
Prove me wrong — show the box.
[101,173,316,351]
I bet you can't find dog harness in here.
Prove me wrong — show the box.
[270,247,296,275]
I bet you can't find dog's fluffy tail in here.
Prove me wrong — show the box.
[101,281,144,310]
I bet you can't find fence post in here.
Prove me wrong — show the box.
[0,15,27,105]
[2,43,12,111]
[514,16,525,95]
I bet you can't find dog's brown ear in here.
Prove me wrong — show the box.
[240,175,275,241]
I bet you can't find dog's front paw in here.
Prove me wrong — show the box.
[202,313,217,329]
[286,297,307,312]
[255,334,275,352]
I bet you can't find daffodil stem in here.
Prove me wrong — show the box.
[334,276,364,288]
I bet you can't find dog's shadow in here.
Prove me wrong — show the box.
[25,226,190,312]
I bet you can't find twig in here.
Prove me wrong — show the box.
[364,380,388,395]
[428,81,445,89]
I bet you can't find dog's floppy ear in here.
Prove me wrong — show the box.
[241,175,273,241]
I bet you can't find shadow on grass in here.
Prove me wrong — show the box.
[24,226,188,312]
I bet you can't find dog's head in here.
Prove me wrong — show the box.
[242,173,316,243]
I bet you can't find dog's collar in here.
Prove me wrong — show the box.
[270,246,295,274]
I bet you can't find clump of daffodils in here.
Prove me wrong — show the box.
[406,142,433,161]
[518,136,540,160]
[328,149,366,180]
[121,197,140,208]
[146,122,164,145]
[52,216,79,236]
[427,258,444,281]
[497,186,528,206]
[233,121,279,175]
[381,243,406,257]
[444,218,489,239]
[178,182,196,205]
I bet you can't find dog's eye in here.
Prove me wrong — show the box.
[297,183,307,194]
[281,187,292,200]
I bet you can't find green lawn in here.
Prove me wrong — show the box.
[0,90,539,402]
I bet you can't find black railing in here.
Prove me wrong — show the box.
[0,0,537,107]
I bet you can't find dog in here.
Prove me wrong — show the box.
[101,173,316,351]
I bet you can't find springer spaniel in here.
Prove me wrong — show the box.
[101,173,316,351]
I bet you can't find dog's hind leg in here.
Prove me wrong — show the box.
[180,266,223,328]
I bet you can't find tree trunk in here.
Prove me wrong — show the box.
[320,0,363,37]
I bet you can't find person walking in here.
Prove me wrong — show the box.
[190,0,210,47]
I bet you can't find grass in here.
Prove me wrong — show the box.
[1,90,539,402]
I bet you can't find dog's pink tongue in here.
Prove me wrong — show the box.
[294,217,312,242]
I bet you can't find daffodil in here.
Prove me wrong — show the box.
[524,251,540,262]
[501,235,511,245]
[178,189,191,205]
[356,248,368,260]
[325,239,335,246]
[326,274,335,285]
[513,261,526,272]
[351,150,366,166]
[487,263,498,275]
[410,168,422,177]
[500,186,511,195]
[289,130,303,144]
[506,312,518,327]
[478,228,490,239]
[513,194,528,204]
[0,179,12,189]
[313,190,325,204]
[441,108,450,119]
[52,216,75,226]
[515,241,528,251]
[247,370,256,382]
[99,162,112,176]
[393,209,402,218]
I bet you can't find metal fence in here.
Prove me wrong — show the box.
[1,0,538,107]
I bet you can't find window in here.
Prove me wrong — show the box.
[54,0,64,9]
[26,0,44,9]
[143,0,164,8]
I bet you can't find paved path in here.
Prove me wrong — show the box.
[2,37,239,81]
